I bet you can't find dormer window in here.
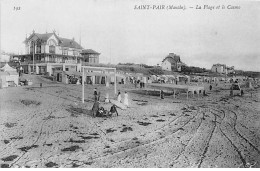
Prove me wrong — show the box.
[49,45,55,54]
[36,41,41,53]
[48,39,56,54]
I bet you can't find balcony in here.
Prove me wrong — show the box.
[21,60,81,65]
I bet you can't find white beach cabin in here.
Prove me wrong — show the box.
[0,63,19,88]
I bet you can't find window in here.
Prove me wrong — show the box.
[36,42,41,53]
[36,46,41,53]
[49,45,55,54]
[73,50,77,56]
[62,48,68,55]
[30,42,34,54]
[48,39,57,54]
[65,68,69,71]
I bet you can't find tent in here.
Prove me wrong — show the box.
[0,64,19,88]
[0,63,17,72]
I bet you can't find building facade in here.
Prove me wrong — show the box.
[15,31,100,76]
[161,53,183,72]
[211,64,235,74]
[81,49,100,65]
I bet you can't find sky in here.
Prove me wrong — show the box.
[0,0,260,71]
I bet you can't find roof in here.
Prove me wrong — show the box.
[25,32,83,49]
[0,63,17,72]
[25,33,54,43]
[64,71,82,76]
[58,37,83,49]
[162,53,181,63]
[81,49,100,54]
[0,62,19,68]
[212,63,226,67]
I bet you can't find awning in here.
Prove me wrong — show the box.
[64,71,82,77]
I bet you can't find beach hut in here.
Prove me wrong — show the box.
[0,63,19,88]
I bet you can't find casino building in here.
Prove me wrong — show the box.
[15,30,100,75]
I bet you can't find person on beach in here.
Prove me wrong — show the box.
[109,104,118,116]
[160,90,164,99]
[117,91,122,103]
[92,101,99,117]
[94,88,98,101]
[230,85,233,96]
[124,91,129,107]
[97,91,101,101]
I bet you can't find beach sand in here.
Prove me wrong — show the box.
[0,74,259,168]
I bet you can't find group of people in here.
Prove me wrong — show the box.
[132,79,145,89]
[67,75,80,84]
[117,91,129,107]
[92,88,119,118]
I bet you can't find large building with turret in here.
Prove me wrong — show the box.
[14,31,100,75]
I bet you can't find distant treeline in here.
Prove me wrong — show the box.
[117,63,154,68]
[117,63,164,75]
[235,70,260,78]
[180,65,208,74]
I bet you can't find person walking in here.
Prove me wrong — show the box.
[160,90,164,99]
[124,91,129,107]
[97,91,101,101]
[92,101,99,117]
[94,88,98,101]
[209,85,212,91]
[117,91,122,103]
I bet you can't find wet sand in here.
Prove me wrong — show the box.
[0,74,259,168]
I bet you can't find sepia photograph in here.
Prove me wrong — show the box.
[0,0,259,168]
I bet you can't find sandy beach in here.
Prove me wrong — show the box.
[0,74,259,168]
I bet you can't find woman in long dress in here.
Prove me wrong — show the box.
[117,91,122,103]
[124,91,129,107]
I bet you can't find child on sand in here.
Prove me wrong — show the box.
[109,104,118,116]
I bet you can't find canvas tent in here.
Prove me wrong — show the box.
[0,63,19,88]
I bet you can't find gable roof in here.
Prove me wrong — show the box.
[0,63,17,72]
[24,32,83,49]
[162,53,181,63]
[58,37,83,49]
[81,49,100,54]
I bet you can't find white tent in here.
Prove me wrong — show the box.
[0,64,19,88]
[0,63,17,72]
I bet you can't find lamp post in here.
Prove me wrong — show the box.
[31,41,35,74]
